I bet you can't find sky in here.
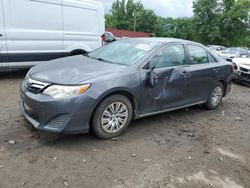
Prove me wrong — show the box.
[95,0,194,18]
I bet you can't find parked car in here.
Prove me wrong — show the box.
[207,45,227,54]
[0,0,104,69]
[232,57,250,83]
[220,47,249,61]
[20,38,234,139]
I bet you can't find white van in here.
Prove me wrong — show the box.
[0,0,105,69]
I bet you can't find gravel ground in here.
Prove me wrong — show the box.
[0,70,250,188]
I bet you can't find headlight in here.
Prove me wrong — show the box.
[25,69,31,79]
[43,84,90,99]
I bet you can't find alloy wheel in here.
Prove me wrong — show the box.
[211,86,223,106]
[101,102,129,133]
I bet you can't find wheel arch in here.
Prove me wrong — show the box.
[70,49,87,56]
[90,89,139,126]
[218,80,227,97]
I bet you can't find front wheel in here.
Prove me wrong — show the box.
[204,83,224,110]
[91,95,133,139]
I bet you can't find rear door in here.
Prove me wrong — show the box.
[3,0,63,64]
[185,44,219,103]
[140,44,190,115]
[0,0,7,66]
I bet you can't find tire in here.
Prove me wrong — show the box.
[92,94,133,139]
[204,82,224,110]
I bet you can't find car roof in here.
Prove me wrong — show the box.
[208,45,225,47]
[124,37,200,45]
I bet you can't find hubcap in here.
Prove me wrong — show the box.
[101,102,128,134]
[211,86,223,106]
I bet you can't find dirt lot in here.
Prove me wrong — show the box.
[0,70,250,188]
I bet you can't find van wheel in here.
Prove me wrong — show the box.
[92,95,133,139]
[70,50,86,56]
[204,83,224,110]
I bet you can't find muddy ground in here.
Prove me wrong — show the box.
[0,70,250,188]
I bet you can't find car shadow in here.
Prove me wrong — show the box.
[0,69,29,79]
[27,104,214,152]
[233,81,250,87]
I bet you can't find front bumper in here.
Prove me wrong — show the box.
[234,70,250,83]
[19,80,96,134]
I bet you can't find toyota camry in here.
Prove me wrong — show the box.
[20,38,234,139]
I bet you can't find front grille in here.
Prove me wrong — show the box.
[26,78,50,94]
[240,67,250,73]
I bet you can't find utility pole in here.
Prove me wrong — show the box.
[133,1,140,32]
[134,10,137,32]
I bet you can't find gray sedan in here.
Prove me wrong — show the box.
[20,38,233,139]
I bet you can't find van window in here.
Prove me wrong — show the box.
[63,5,99,34]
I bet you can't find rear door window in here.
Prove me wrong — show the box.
[187,45,209,64]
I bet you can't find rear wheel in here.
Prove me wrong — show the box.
[204,83,224,110]
[92,95,133,139]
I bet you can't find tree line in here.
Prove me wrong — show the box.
[105,0,250,48]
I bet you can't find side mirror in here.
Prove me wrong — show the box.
[148,66,158,88]
[105,36,115,43]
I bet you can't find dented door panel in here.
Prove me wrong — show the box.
[139,66,189,115]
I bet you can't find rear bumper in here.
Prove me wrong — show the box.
[19,80,96,134]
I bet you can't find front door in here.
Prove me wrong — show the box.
[140,44,190,115]
[0,1,7,66]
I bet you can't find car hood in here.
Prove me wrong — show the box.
[29,55,126,85]
[233,58,250,69]
[220,53,237,58]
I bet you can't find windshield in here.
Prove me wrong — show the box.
[208,46,218,50]
[88,39,160,65]
[225,48,245,54]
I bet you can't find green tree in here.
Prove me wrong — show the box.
[193,0,221,44]
[193,0,250,47]
[218,0,250,46]
[155,17,195,40]
[106,0,157,33]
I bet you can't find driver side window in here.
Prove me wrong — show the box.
[149,44,186,69]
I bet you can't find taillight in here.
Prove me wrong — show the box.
[101,34,106,46]
[230,63,237,72]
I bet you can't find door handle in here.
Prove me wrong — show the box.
[180,71,188,76]
[213,68,219,72]
[0,34,2,37]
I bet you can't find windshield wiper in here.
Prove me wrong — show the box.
[87,56,123,65]
[90,57,115,64]
[97,58,109,62]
